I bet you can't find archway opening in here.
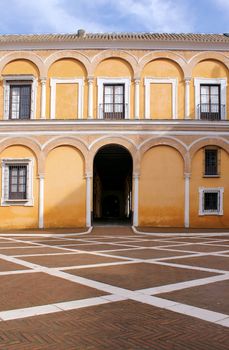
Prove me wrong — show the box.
[93,144,133,224]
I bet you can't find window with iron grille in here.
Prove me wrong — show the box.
[9,84,31,120]
[1,159,34,206]
[199,187,224,215]
[9,165,27,199]
[200,84,221,120]
[204,148,219,176]
[103,84,125,119]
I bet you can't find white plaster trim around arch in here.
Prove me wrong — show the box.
[187,136,229,150]
[97,77,131,119]
[41,135,89,151]
[88,134,137,151]
[194,78,227,120]
[137,135,188,151]
[50,78,84,119]
[144,78,178,119]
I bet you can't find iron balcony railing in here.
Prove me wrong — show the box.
[99,103,128,119]
[197,103,225,121]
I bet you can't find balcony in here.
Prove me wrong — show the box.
[198,103,225,121]
[99,103,128,119]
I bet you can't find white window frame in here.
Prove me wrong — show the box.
[3,75,37,120]
[194,78,227,120]
[50,78,84,119]
[97,77,131,119]
[1,158,34,206]
[144,78,178,119]
[199,187,224,216]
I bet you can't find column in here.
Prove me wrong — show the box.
[133,174,139,226]
[86,173,92,227]
[40,78,47,119]
[185,78,191,119]
[134,78,140,119]
[88,77,94,119]
[38,174,45,229]
[184,173,191,228]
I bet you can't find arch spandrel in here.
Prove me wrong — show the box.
[0,52,45,77]
[187,52,229,77]
[189,137,229,161]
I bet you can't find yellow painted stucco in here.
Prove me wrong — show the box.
[0,146,38,229]
[56,83,78,119]
[44,146,86,228]
[190,148,229,228]
[139,146,184,227]
[150,83,172,119]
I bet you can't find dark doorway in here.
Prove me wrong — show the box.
[93,145,133,224]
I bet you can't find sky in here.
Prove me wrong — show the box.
[0,0,228,34]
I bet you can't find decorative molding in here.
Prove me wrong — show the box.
[199,187,224,216]
[144,77,178,119]
[50,77,84,119]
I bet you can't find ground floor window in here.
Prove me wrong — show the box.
[1,158,34,206]
[199,187,224,215]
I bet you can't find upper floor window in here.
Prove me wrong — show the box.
[3,75,37,120]
[194,78,227,121]
[204,148,220,176]
[9,84,31,120]
[103,84,125,119]
[199,84,222,120]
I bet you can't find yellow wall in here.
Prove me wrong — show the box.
[47,58,87,118]
[0,146,38,229]
[150,83,172,119]
[44,146,86,228]
[56,83,78,119]
[1,59,41,119]
[139,146,184,227]
[141,59,184,119]
[190,148,229,228]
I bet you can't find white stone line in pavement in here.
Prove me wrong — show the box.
[13,252,82,258]
[132,226,229,237]
[0,269,38,276]
[0,226,92,238]
[58,260,138,271]
[0,295,126,321]
[146,260,229,274]
[137,273,229,295]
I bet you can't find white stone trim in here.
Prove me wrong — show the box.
[1,158,34,206]
[87,78,94,119]
[144,78,178,119]
[134,79,140,119]
[50,78,84,119]
[194,78,227,120]
[40,78,47,119]
[133,174,139,226]
[3,75,37,120]
[97,77,131,119]
[184,173,190,227]
[199,187,224,216]
[185,78,191,119]
[38,174,44,228]
[85,174,92,227]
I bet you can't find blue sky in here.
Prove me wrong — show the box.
[0,0,228,34]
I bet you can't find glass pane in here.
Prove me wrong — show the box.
[11,185,17,192]
[104,94,113,103]
[104,85,113,94]
[115,94,123,103]
[115,86,123,94]
[19,185,26,192]
[210,86,219,95]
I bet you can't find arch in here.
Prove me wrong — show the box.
[44,51,90,77]
[89,136,139,174]
[139,51,187,77]
[0,137,43,174]
[187,52,229,77]
[0,52,45,77]
[139,136,189,173]
[189,137,229,161]
[42,137,89,174]
[91,50,138,77]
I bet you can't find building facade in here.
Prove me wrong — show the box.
[0,31,229,229]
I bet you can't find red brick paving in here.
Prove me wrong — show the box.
[105,248,195,259]
[0,258,30,271]
[65,262,217,290]
[163,255,229,271]
[0,272,108,311]
[0,300,228,350]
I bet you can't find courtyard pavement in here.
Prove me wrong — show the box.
[0,226,228,349]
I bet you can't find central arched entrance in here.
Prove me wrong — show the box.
[93,144,133,224]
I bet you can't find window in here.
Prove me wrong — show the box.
[204,148,219,176]
[97,78,130,119]
[1,159,34,206]
[200,85,221,120]
[9,84,31,119]
[103,84,125,119]
[199,187,224,215]
[3,75,37,120]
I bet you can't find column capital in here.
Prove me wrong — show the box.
[38,173,45,180]
[134,78,141,84]
[85,172,93,179]
[133,173,140,179]
[184,77,191,84]
[40,77,47,84]
[184,172,191,179]
[87,76,94,84]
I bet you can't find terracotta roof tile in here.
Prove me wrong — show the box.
[0,32,229,43]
